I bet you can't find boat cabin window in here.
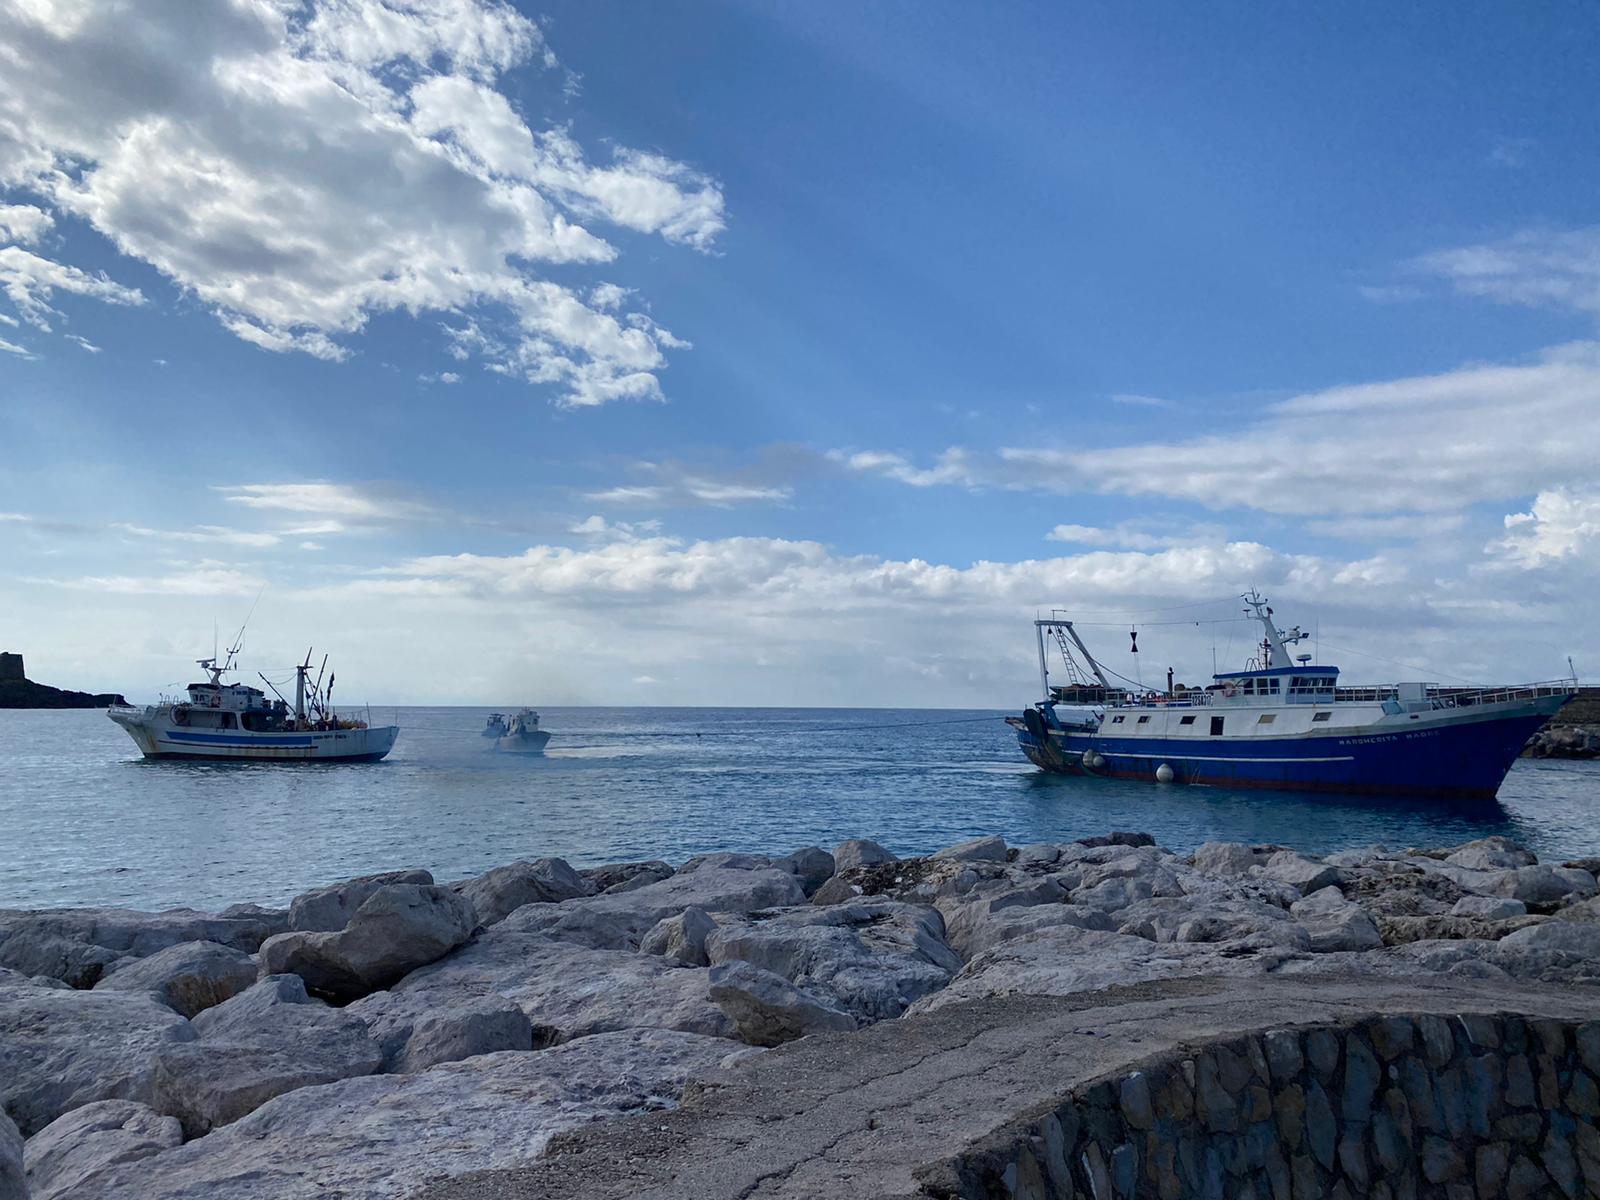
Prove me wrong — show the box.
[219,712,236,729]
[1312,711,1333,722]
[1257,713,1276,724]
[1110,715,1125,724]
[1210,716,1225,736]
[1179,715,1196,726]
[1137,715,1151,724]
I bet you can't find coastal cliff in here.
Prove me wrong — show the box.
[0,653,125,709]
[2,830,1599,1197]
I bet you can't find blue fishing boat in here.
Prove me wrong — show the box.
[1007,592,1575,799]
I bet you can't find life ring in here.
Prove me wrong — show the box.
[1221,683,1237,698]
[172,706,188,726]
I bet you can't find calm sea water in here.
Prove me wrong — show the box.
[3,706,1598,912]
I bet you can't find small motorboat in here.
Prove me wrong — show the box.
[482,713,508,737]
[491,707,551,754]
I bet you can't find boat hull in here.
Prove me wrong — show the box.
[493,730,551,754]
[109,709,399,762]
[1012,697,1566,799]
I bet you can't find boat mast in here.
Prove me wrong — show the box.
[1241,591,1305,669]
[1033,617,1112,700]
[294,649,312,725]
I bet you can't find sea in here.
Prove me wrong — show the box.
[3,706,1598,912]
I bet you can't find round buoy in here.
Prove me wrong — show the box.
[1084,750,1104,770]
[1156,763,1175,783]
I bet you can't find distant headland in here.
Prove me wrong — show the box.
[0,651,126,709]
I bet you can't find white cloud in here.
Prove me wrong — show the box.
[217,482,433,522]
[1110,393,1172,409]
[1417,227,1600,319]
[1307,513,1467,541]
[0,334,32,358]
[584,462,792,508]
[0,246,143,330]
[114,523,283,548]
[1046,524,1169,551]
[840,343,1600,517]
[46,564,267,596]
[0,0,723,402]
[1490,487,1600,569]
[0,203,52,243]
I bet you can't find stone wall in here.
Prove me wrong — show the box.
[942,1012,1600,1200]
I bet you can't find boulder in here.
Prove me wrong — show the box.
[1290,887,1383,952]
[1492,921,1600,982]
[259,883,477,1002]
[286,869,433,933]
[931,835,1008,863]
[1442,837,1537,871]
[0,976,196,1136]
[1015,843,1062,865]
[1075,832,1156,849]
[1488,865,1598,904]
[639,907,716,968]
[93,940,258,1018]
[943,903,1114,959]
[1451,895,1528,920]
[580,860,675,893]
[455,858,591,926]
[190,974,311,1039]
[1192,841,1262,877]
[705,900,960,1021]
[22,1101,180,1200]
[1118,896,1310,951]
[1554,896,1600,925]
[832,839,897,874]
[1347,867,1464,918]
[346,989,532,1073]
[936,875,1083,958]
[66,1031,746,1200]
[394,927,736,1044]
[1260,851,1344,896]
[912,924,1307,1013]
[495,867,806,951]
[0,1110,20,1200]
[708,961,857,1046]
[679,852,771,873]
[0,907,278,988]
[772,847,836,896]
[1378,913,1545,945]
[151,996,382,1137]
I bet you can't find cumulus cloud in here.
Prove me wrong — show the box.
[0,0,723,404]
[1490,487,1600,569]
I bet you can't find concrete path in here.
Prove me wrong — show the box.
[414,974,1600,1200]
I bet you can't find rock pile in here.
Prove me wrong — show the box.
[1,830,1597,1196]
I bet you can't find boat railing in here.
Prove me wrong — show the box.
[1423,680,1578,710]
[1086,677,1577,712]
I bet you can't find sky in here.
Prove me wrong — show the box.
[2,0,1599,707]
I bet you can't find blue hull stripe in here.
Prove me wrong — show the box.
[164,730,316,747]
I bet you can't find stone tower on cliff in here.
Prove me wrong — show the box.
[0,652,24,682]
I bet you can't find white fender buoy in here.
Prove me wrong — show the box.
[1083,750,1104,770]
[1155,763,1175,783]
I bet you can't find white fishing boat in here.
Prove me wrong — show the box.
[108,641,398,762]
[482,713,508,737]
[490,708,550,754]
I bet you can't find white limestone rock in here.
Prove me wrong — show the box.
[1451,895,1528,921]
[456,858,592,927]
[1191,841,1262,877]
[1260,851,1344,896]
[259,883,478,1002]
[495,867,807,951]
[394,926,736,1043]
[0,1109,21,1200]
[1289,886,1384,952]
[0,976,196,1136]
[707,961,857,1046]
[22,1101,180,1200]
[1118,897,1311,951]
[1442,836,1537,871]
[679,852,771,873]
[1492,921,1600,982]
[771,847,836,897]
[190,974,312,1038]
[286,868,435,932]
[151,993,383,1136]
[1015,843,1063,865]
[639,906,717,968]
[93,939,258,1018]
[67,1030,746,1200]
[705,899,960,1022]
[831,839,898,874]
[0,906,277,988]
[346,989,532,1072]
[932,835,1009,863]
[1487,865,1598,904]
[581,860,675,894]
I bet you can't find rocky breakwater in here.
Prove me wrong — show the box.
[1,833,1598,1198]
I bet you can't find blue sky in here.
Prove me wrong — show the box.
[2,1,1598,704]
